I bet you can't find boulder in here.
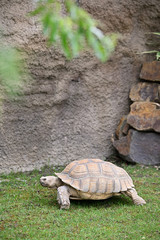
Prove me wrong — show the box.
[129,82,160,103]
[127,102,160,132]
[115,115,130,139]
[113,129,160,165]
[140,61,160,82]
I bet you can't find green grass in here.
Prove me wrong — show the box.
[0,160,160,240]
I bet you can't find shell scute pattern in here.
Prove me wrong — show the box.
[80,178,90,192]
[55,159,134,194]
[107,179,114,193]
[87,162,101,175]
[113,179,121,193]
[70,164,87,179]
[101,163,115,176]
[97,178,107,193]
[62,161,79,174]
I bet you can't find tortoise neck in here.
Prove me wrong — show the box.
[55,177,63,188]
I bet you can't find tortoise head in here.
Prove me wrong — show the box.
[40,176,62,188]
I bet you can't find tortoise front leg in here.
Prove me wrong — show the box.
[124,188,146,205]
[57,186,70,209]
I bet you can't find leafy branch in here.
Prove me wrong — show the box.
[0,0,117,101]
[31,0,117,62]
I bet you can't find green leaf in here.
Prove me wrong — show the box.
[59,27,72,59]
[69,33,81,57]
[42,12,52,33]
[156,51,160,60]
[141,50,158,54]
[48,16,59,43]
[152,32,160,36]
[29,5,45,16]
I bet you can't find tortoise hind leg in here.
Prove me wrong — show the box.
[57,186,70,209]
[123,188,146,205]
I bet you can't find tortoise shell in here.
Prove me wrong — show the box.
[55,159,134,194]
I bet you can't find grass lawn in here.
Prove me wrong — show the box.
[0,158,160,240]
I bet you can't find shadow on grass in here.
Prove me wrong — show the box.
[71,196,132,208]
[35,193,133,210]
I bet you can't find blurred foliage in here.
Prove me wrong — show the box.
[0,45,27,98]
[31,0,117,62]
[0,0,117,102]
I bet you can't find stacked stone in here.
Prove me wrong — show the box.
[113,61,160,165]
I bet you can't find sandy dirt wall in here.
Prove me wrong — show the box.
[0,0,160,173]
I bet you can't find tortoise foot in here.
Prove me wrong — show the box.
[125,189,146,206]
[133,195,146,206]
[57,186,70,209]
[60,203,70,209]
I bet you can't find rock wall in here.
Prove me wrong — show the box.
[113,61,160,165]
[0,0,160,173]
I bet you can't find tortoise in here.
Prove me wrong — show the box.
[40,159,146,209]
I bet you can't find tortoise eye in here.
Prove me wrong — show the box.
[41,177,46,181]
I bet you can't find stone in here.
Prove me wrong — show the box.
[115,115,130,139]
[113,129,160,165]
[129,82,160,103]
[127,102,160,132]
[140,61,160,82]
